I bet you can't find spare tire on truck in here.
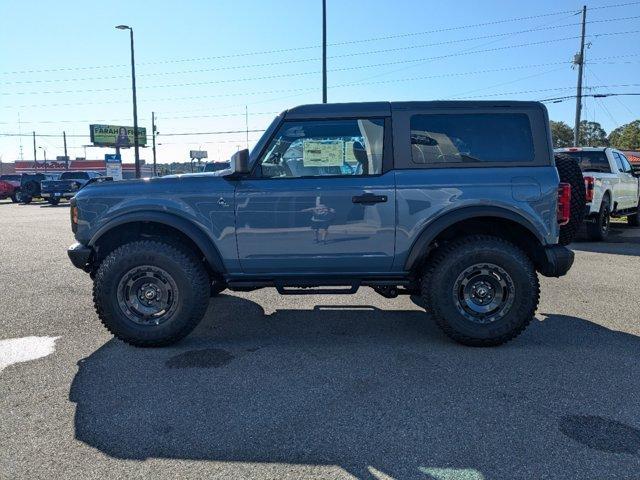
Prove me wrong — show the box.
[555,153,586,245]
[22,180,39,198]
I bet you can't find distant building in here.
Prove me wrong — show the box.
[12,159,153,178]
[0,162,16,175]
[623,151,640,165]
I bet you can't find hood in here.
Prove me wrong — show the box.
[163,170,232,179]
[73,173,228,200]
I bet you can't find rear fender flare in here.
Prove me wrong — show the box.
[404,206,545,271]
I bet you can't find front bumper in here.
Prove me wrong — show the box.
[68,242,93,271]
[537,245,574,278]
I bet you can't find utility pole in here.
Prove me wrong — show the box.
[152,112,157,177]
[245,105,249,149]
[573,5,587,146]
[32,131,37,170]
[322,0,327,103]
[63,131,69,170]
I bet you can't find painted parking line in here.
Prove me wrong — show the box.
[0,336,59,373]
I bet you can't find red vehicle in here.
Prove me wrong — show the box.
[0,175,22,203]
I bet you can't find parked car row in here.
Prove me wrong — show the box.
[0,171,109,205]
[555,147,640,241]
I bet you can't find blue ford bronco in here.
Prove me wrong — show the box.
[68,101,578,347]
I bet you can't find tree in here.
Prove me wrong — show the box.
[608,120,640,150]
[550,120,574,148]
[578,121,608,147]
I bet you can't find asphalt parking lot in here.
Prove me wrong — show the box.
[1,201,639,480]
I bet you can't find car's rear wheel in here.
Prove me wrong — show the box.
[586,195,611,241]
[10,193,19,203]
[422,235,539,347]
[93,240,210,347]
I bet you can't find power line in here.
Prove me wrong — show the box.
[2,24,586,93]
[0,8,578,76]
[5,30,639,110]
[540,92,640,102]
[3,2,639,76]
[6,15,640,90]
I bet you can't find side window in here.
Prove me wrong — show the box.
[619,153,633,173]
[257,118,384,178]
[410,113,535,165]
[612,152,625,172]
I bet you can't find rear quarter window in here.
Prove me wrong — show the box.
[410,113,535,164]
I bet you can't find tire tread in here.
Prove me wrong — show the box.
[422,235,540,347]
[92,240,210,347]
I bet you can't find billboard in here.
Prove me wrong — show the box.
[90,124,147,148]
[190,150,208,159]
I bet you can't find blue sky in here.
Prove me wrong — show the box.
[1,0,639,164]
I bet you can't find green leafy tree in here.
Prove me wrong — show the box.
[608,120,640,150]
[550,120,574,148]
[578,120,608,147]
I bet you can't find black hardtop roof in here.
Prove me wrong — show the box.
[285,101,545,118]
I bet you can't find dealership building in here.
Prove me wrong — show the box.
[1,158,153,178]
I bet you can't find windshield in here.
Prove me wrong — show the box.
[61,172,90,180]
[561,151,611,173]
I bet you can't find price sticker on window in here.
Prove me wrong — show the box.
[302,140,344,167]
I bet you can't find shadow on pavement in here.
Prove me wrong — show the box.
[571,222,640,256]
[70,295,640,479]
[39,203,70,208]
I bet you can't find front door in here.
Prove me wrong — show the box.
[235,117,395,274]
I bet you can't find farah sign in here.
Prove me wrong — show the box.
[90,124,147,148]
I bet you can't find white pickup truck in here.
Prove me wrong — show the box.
[555,147,640,240]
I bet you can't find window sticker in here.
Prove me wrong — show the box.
[344,140,359,165]
[302,140,344,167]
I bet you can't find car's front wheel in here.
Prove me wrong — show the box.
[47,197,60,206]
[422,235,539,347]
[93,240,211,347]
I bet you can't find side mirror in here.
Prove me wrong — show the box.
[230,149,250,175]
[631,165,640,177]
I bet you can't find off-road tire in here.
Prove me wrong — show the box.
[22,180,39,198]
[586,194,611,241]
[47,198,60,206]
[93,240,210,347]
[422,235,540,347]
[627,200,640,227]
[555,153,586,245]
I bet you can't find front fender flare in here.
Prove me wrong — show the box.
[404,206,546,271]
[89,211,225,273]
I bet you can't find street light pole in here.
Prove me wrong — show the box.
[322,0,327,103]
[152,111,157,177]
[116,25,141,178]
